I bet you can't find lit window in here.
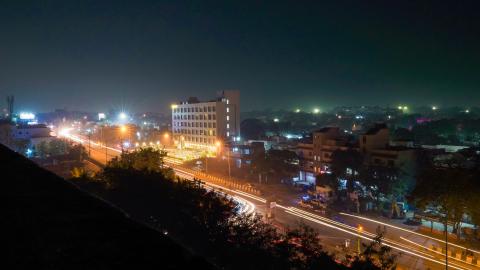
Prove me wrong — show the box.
[226,116,229,121]
[226,99,229,104]
[227,124,230,129]
[227,131,230,137]
[226,107,229,113]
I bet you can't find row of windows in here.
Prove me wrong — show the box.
[173,106,216,113]
[173,122,217,128]
[173,128,216,136]
[184,137,216,144]
[173,114,216,120]
[313,153,331,161]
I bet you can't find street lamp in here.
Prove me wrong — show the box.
[357,225,363,255]
[120,125,127,152]
[118,112,127,121]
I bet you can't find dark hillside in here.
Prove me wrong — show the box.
[3,144,213,269]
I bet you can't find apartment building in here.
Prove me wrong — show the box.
[312,127,350,173]
[312,123,415,174]
[171,90,240,150]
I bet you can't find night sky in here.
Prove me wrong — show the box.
[1,0,479,113]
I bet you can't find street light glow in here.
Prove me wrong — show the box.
[118,112,127,120]
[313,108,320,114]
[120,125,127,133]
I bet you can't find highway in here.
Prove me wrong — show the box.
[60,130,480,270]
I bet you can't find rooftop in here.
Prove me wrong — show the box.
[364,123,388,135]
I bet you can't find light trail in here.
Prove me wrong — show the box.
[287,210,469,270]
[340,212,480,255]
[169,167,256,216]
[285,207,437,260]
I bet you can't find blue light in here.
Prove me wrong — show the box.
[26,148,33,157]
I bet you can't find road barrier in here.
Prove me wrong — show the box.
[170,165,261,196]
[429,245,480,266]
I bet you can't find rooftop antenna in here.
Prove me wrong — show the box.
[6,95,14,120]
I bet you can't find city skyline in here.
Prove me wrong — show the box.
[1,1,479,113]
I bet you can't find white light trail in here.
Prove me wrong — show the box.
[340,212,480,255]
[287,210,468,270]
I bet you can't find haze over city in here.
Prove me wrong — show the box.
[1,0,479,113]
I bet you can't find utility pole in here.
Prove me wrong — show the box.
[102,126,107,164]
[88,132,91,156]
[445,216,449,270]
[227,149,231,181]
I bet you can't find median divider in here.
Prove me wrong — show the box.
[169,164,261,196]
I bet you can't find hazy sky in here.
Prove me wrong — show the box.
[1,0,479,113]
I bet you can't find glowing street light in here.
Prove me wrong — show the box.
[295,108,301,113]
[120,125,127,133]
[273,118,279,122]
[118,112,127,120]
[313,108,320,114]
[171,104,178,110]
[164,133,170,139]
[432,106,437,111]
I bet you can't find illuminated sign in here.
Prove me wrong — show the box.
[19,112,35,120]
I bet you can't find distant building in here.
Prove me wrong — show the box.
[311,123,415,176]
[312,127,350,173]
[295,140,316,184]
[171,90,240,150]
[14,124,51,140]
[229,141,265,168]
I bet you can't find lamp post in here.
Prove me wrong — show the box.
[120,125,127,153]
[444,215,449,270]
[101,125,107,164]
[87,130,91,156]
[357,225,363,256]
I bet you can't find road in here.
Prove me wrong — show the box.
[61,131,480,270]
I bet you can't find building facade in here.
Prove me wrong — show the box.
[171,90,240,150]
[312,124,415,175]
[312,127,350,173]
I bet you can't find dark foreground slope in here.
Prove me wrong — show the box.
[3,144,213,269]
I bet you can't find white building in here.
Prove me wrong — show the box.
[171,90,240,150]
[14,124,52,140]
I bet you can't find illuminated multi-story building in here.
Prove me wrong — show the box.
[171,90,240,150]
